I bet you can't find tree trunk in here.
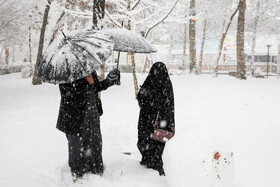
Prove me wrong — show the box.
[93,0,106,100]
[277,43,280,78]
[189,0,196,74]
[5,47,9,65]
[0,47,4,62]
[92,0,105,79]
[168,35,173,72]
[127,0,139,99]
[142,55,151,74]
[197,18,207,75]
[182,17,187,71]
[250,1,259,76]
[131,53,139,98]
[93,0,105,30]
[32,0,51,85]
[213,1,240,77]
[141,57,147,74]
[12,47,15,62]
[29,27,32,62]
[140,31,147,74]
[49,11,66,45]
[236,0,247,80]
[130,54,139,100]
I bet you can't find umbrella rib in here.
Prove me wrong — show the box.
[39,41,66,83]
[73,39,101,48]
[87,36,112,43]
[66,39,93,76]
[44,54,56,83]
[65,57,72,83]
[71,49,88,74]
[74,34,112,43]
[71,42,102,65]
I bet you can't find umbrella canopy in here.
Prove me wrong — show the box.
[38,30,113,84]
[102,28,157,53]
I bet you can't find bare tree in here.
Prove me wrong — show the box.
[49,11,66,45]
[127,0,139,99]
[236,0,247,79]
[93,0,105,30]
[28,27,32,62]
[182,14,188,71]
[0,0,35,60]
[197,17,207,74]
[5,47,9,64]
[189,0,196,74]
[0,47,4,62]
[278,43,280,78]
[96,0,180,98]
[144,0,180,38]
[93,0,106,82]
[32,0,52,85]
[168,34,173,71]
[249,1,260,76]
[213,0,240,77]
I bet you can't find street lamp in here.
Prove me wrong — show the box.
[267,45,271,78]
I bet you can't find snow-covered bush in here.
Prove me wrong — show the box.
[169,69,185,76]
[228,71,237,77]
[21,63,33,78]
[0,64,21,75]
[254,67,265,78]
[0,66,10,75]
[163,128,235,187]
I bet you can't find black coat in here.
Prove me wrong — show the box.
[56,71,113,135]
[137,62,175,169]
[137,62,175,136]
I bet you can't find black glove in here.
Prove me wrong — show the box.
[106,68,120,85]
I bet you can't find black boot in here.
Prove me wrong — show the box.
[140,157,148,167]
[140,160,146,166]
[156,167,165,176]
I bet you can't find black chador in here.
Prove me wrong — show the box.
[137,62,175,176]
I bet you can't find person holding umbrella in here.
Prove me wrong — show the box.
[37,28,158,180]
[37,30,120,180]
[137,62,175,176]
[57,69,120,180]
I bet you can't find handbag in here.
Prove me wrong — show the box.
[151,112,174,143]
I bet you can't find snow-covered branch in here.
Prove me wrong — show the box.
[52,3,92,18]
[0,0,8,8]
[105,10,122,28]
[144,0,180,38]
[131,0,141,10]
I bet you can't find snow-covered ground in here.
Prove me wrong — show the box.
[0,72,280,187]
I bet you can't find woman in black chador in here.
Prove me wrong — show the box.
[137,62,175,176]
[56,69,120,180]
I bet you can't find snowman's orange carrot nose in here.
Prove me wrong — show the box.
[214,152,221,160]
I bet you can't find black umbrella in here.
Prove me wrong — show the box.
[102,28,157,69]
[38,30,113,84]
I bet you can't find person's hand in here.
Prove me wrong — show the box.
[106,68,120,85]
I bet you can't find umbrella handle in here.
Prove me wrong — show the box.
[62,31,67,39]
[117,51,120,70]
